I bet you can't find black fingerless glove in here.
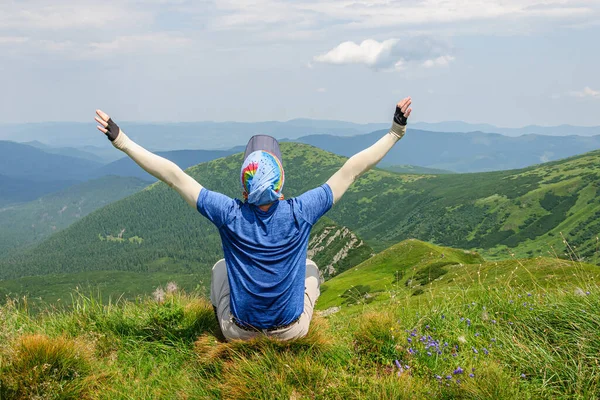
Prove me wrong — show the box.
[393,106,408,126]
[105,118,120,142]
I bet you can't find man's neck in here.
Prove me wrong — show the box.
[258,203,273,212]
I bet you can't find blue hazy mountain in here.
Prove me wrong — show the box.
[295,129,600,173]
[411,121,600,137]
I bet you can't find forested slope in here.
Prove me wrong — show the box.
[2,144,600,281]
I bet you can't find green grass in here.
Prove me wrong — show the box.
[1,240,599,399]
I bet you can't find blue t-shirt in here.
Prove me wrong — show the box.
[197,184,334,329]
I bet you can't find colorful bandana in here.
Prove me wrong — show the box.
[240,150,284,205]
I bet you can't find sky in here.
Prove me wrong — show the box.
[1,0,599,127]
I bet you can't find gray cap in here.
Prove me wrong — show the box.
[243,135,282,164]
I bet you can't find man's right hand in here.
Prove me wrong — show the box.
[95,109,121,142]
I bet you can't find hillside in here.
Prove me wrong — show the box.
[0,176,149,256]
[3,144,600,282]
[296,129,600,172]
[318,239,598,310]
[1,241,598,398]
[0,174,77,207]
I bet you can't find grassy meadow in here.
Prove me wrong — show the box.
[1,240,599,399]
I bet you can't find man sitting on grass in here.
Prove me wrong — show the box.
[94,97,412,341]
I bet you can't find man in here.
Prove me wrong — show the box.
[94,97,412,341]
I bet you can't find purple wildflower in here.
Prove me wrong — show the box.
[446,375,452,380]
[491,338,496,342]
[527,293,532,297]
[469,373,475,378]
[441,314,446,319]
[520,373,526,378]
[453,367,464,375]
[483,348,489,355]
[444,342,449,347]
[427,351,432,356]
[586,291,590,295]
[491,320,497,324]
[460,317,465,322]
[436,375,442,380]
[456,379,461,384]
[472,347,478,354]
[475,332,480,337]
[395,360,402,369]
[425,325,430,330]
[407,338,412,343]
[467,319,471,326]
[509,300,514,304]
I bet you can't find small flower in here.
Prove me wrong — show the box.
[456,379,461,384]
[491,338,496,342]
[475,332,480,337]
[527,293,532,297]
[586,291,590,295]
[446,375,452,380]
[425,325,430,329]
[453,367,464,375]
[436,375,442,380]
[472,347,478,354]
[441,314,446,319]
[427,351,432,356]
[520,373,526,378]
[395,360,402,369]
[407,338,412,343]
[483,348,489,355]
[466,319,471,326]
[444,342,449,347]
[491,320,497,324]
[166,281,178,293]
[153,287,166,303]
[469,373,475,378]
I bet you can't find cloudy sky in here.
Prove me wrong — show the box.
[1,0,599,126]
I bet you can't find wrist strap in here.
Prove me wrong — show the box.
[389,122,406,140]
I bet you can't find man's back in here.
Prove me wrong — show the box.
[197,184,333,329]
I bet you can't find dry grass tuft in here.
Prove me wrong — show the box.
[0,334,102,400]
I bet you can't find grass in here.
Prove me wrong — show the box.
[1,240,599,399]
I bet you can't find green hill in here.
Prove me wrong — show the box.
[318,239,599,310]
[3,144,600,284]
[0,176,149,256]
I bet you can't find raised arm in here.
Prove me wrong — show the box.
[326,97,412,203]
[94,110,202,208]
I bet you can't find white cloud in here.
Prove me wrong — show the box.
[423,55,455,68]
[314,39,398,67]
[569,87,600,99]
[314,37,453,71]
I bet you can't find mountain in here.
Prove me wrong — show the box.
[0,174,77,207]
[3,144,600,282]
[0,145,367,281]
[295,129,600,172]
[23,141,107,164]
[94,149,236,181]
[0,141,101,182]
[0,120,389,151]
[411,121,600,137]
[0,176,149,256]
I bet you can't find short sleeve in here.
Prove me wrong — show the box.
[293,184,334,226]
[196,188,237,228]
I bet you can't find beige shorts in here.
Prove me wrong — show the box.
[210,258,321,342]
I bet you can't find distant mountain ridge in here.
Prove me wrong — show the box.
[295,129,600,172]
[411,121,600,137]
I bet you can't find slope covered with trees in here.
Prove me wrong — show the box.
[2,144,600,281]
